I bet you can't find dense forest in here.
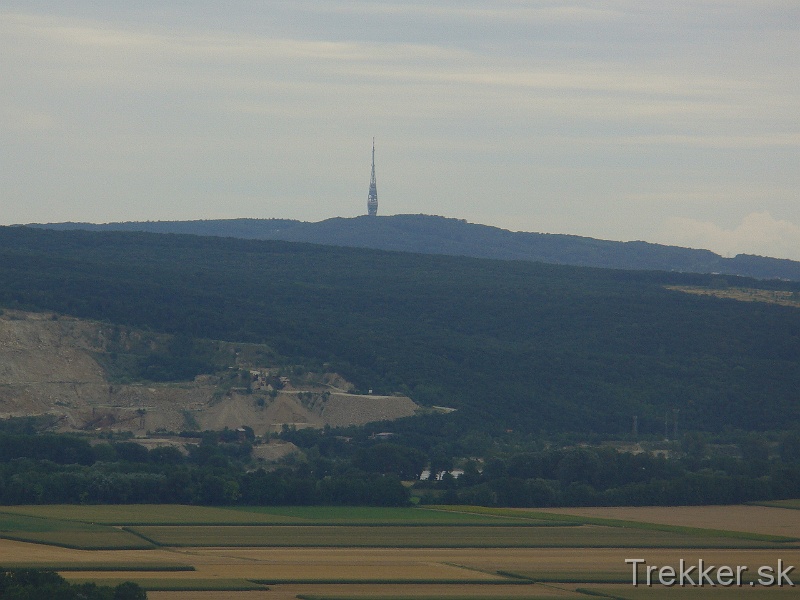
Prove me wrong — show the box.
[34,214,800,281]
[1,225,800,436]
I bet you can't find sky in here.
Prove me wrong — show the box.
[2,1,799,259]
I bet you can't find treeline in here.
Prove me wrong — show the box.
[1,226,800,435]
[418,439,800,507]
[283,424,800,508]
[2,426,800,508]
[0,568,145,599]
[0,432,409,507]
[34,215,800,281]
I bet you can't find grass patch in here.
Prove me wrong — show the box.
[0,512,153,549]
[428,506,797,544]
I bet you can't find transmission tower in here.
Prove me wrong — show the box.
[367,138,378,216]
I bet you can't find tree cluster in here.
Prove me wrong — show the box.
[417,435,800,507]
[0,431,410,507]
[0,568,145,600]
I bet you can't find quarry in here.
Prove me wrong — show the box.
[0,309,419,438]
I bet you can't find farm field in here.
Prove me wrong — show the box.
[0,504,798,599]
[0,505,540,525]
[0,511,153,549]
[531,505,800,539]
[127,523,777,548]
[756,500,800,511]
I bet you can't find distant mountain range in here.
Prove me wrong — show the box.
[31,214,800,281]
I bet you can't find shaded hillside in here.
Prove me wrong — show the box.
[2,226,800,436]
[33,215,800,281]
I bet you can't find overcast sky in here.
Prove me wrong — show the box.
[2,1,799,259]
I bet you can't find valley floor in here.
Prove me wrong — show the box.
[1,504,799,599]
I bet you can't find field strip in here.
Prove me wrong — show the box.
[750,500,800,512]
[61,576,269,592]
[127,523,789,548]
[151,546,800,578]
[228,505,558,524]
[0,504,548,526]
[0,511,155,549]
[6,541,799,596]
[428,505,798,543]
[526,505,800,540]
[1,563,194,572]
[575,583,800,599]
[147,583,587,599]
[0,505,310,525]
[0,537,188,565]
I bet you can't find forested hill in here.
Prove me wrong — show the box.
[2,226,800,436]
[32,214,800,281]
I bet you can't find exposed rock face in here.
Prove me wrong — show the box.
[0,309,418,435]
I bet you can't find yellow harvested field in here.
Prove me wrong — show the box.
[8,541,796,586]
[0,538,183,565]
[537,505,800,538]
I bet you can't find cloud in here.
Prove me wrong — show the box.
[0,105,55,132]
[658,212,800,260]
[0,4,797,234]
[311,2,624,23]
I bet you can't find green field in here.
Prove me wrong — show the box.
[0,505,545,526]
[0,512,153,549]
[1,504,790,551]
[429,505,797,544]
[128,523,776,548]
[2,503,798,599]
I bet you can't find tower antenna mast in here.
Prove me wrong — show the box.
[367,138,378,216]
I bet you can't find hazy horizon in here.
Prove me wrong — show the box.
[2,2,798,259]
